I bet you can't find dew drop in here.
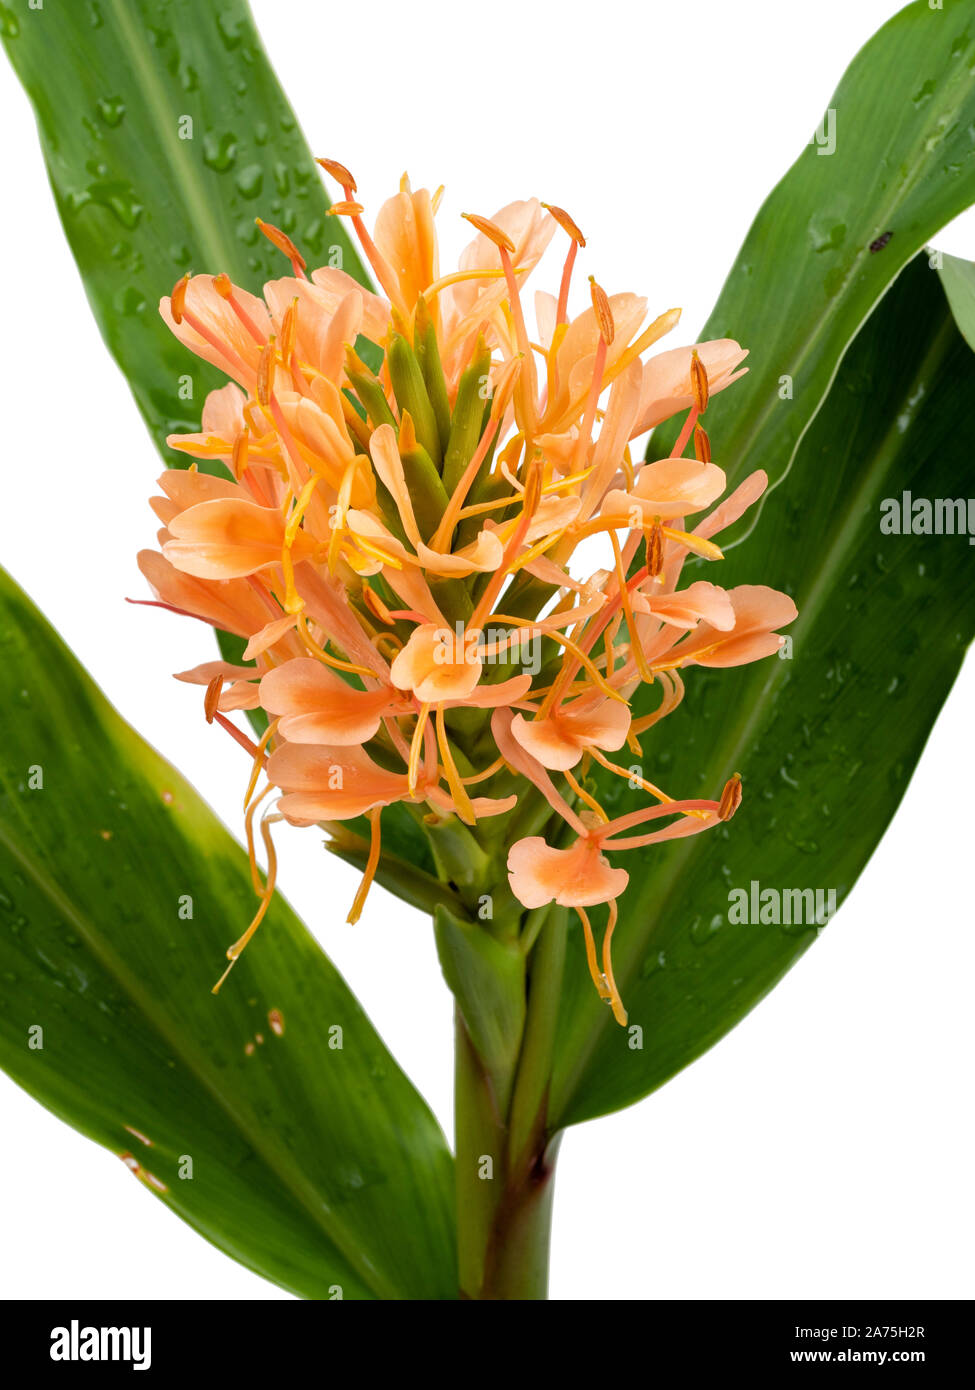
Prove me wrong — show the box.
[97,95,126,128]
[808,214,847,254]
[640,949,667,980]
[0,4,20,39]
[235,164,264,200]
[690,914,724,947]
[202,131,238,173]
[217,7,245,48]
[80,182,144,230]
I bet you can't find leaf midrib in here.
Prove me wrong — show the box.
[105,0,235,273]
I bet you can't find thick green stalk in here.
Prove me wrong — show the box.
[452,907,566,1300]
[480,1134,561,1301]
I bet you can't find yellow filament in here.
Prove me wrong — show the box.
[545,465,595,493]
[435,705,476,825]
[455,492,521,521]
[493,614,627,707]
[588,747,672,805]
[507,527,568,574]
[592,747,707,821]
[601,899,627,1025]
[563,766,608,823]
[630,670,685,734]
[373,630,403,660]
[279,476,322,614]
[347,808,382,924]
[285,476,319,544]
[328,453,361,573]
[460,754,506,786]
[408,703,431,795]
[243,719,280,811]
[244,780,276,895]
[422,266,510,299]
[610,530,655,686]
[296,612,374,677]
[213,813,282,994]
[353,534,405,570]
[576,906,610,1001]
[662,526,724,562]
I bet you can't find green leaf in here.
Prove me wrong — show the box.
[938,250,975,351]
[0,566,455,1299]
[548,0,975,1127]
[0,0,369,459]
[652,0,975,500]
[550,252,975,1126]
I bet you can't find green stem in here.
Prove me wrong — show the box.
[507,908,567,1167]
[454,1010,506,1298]
[453,907,567,1300]
[480,1134,561,1300]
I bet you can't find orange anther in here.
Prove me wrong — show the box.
[543,202,586,247]
[231,429,249,479]
[645,521,664,578]
[718,773,743,822]
[690,350,710,413]
[257,339,276,407]
[280,297,299,362]
[522,457,544,515]
[589,276,615,345]
[362,583,394,625]
[204,674,223,724]
[316,157,357,192]
[255,218,307,273]
[327,200,365,217]
[170,272,190,324]
[461,212,516,253]
[693,423,711,463]
[212,272,233,300]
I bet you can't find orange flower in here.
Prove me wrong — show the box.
[508,835,629,910]
[138,166,796,1008]
[390,624,482,703]
[510,694,631,772]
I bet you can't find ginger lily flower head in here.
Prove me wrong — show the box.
[139,164,796,1021]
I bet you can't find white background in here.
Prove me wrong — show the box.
[1,0,973,1301]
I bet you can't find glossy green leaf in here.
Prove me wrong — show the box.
[0,567,455,1299]
[550,252,975,1127]
[0,0,369,458]
[0,0,439,853]
[652,0,975,508]
[547,0,975,1127]
[938,250,975,350]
